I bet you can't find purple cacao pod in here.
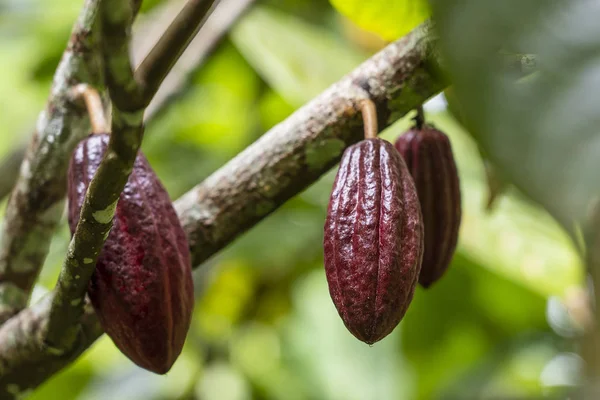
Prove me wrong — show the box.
[394,126,461,288]
[324,138,424,344]
[67,134,194,374]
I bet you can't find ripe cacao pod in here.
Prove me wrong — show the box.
[394,126,461,288]
[67,134,194,374]
[324,138,424,344]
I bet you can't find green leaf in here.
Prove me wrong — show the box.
[231,6,367,106]
[401,243,550,398]
[329,0,430,41]
[431,0,600,235]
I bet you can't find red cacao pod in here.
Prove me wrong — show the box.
[394,126,461,288]
[324,138,424,344]
[67,134,194,374]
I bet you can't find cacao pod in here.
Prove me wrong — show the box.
[67,134,194,374]
[324,138,424,344]
[394,126,461,288]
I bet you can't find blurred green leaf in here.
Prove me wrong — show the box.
[329,0,430,41]
[431,0,600,233]
[440,335,573,399]
[154,42,260,153]
[402,253,548,399]
[196,362,251,400]
[141,42,262,197]
[231,6,367,105]
[257,89,296,131]
[283,270,411,400]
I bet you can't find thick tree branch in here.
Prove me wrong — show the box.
[45,0,145,353]
[0,22,447,397]
[0,0,104,323]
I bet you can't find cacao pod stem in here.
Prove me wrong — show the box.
[358,99,378,139]
[414,105,425,130]
[69,84,108,134]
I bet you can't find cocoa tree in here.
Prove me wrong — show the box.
[0,0,597,398]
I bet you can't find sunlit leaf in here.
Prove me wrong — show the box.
[330,0,430,41]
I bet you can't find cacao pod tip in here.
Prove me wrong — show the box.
[418,275,437,289]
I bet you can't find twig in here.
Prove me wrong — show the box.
[0,21,446,397]
[143,0,256,117]
[0,0,231,329]
[135,0,218,105]
[0,0,104,324]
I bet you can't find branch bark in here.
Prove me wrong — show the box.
[0,21,447,397]
[45,0,146,353]
[0,0,104,323]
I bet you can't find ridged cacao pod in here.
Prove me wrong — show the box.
[324,138,424,344]
[67,134,194,374]
[394,126,461,288]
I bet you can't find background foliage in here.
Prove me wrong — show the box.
[0,0,589,398]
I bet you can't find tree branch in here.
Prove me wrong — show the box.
[45,0,226,353]
[0,0,104,323]
[142,0,256,117]
[0,0,236,327]
[135,0,217,105]
[44,0,145,353]
[0,21,447,397]
[0,0,255,202]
